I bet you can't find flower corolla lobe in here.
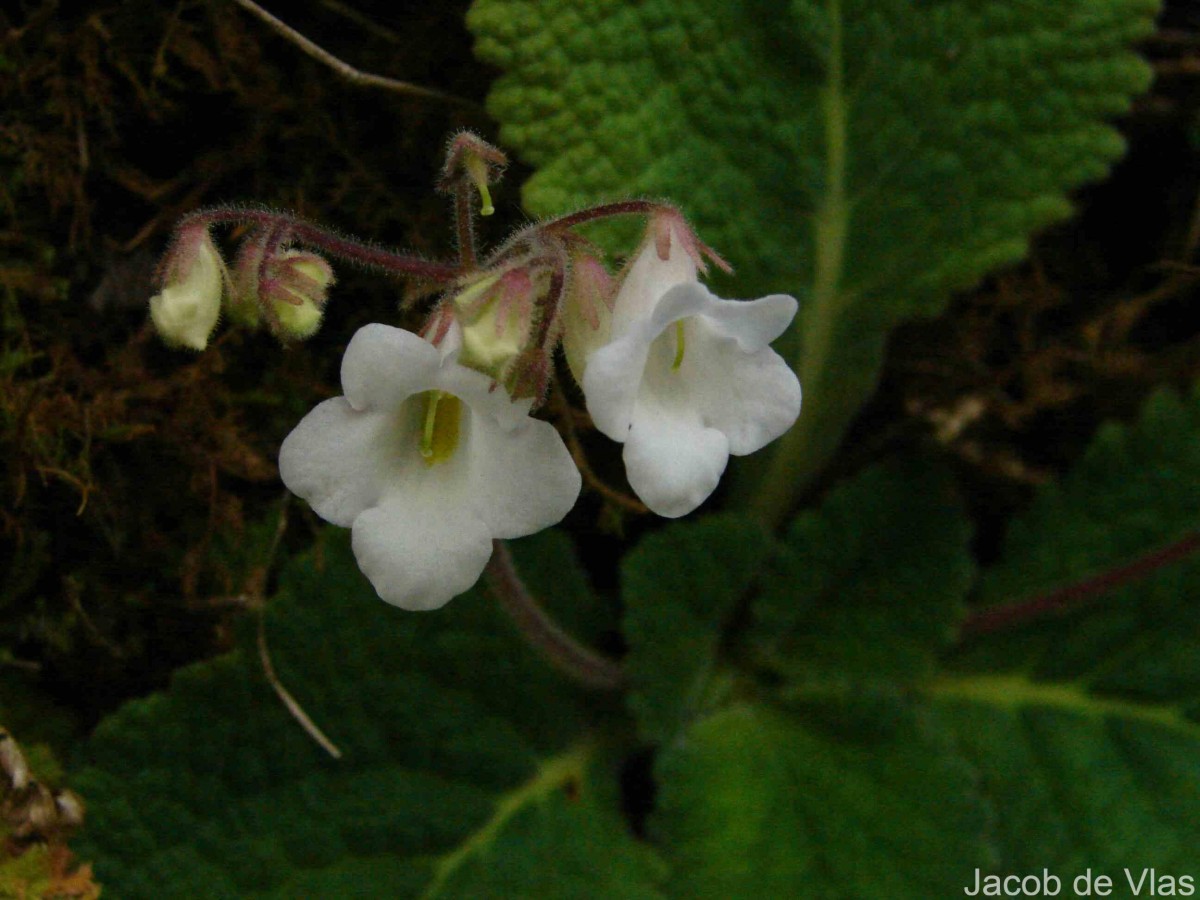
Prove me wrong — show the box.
[582,226,801,518]
[279,323,580,610]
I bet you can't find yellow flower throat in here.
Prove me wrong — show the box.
[418,391,462,466]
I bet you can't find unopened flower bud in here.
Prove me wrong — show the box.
[453,269,537,378]
[562,252,614,387]
[265,250,335,340]
[149,226,225,351]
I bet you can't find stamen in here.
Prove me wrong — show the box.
[419,391,462,465]
[465,155,495,217]
[671,319,686,371]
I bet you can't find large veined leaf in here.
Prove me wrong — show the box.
[653,689,1200,898]
[933,386,1200,882]
[955,385,1200,712]
[650,387,1200,896]
[70,531,665,898]
[468,0,1159,519]
[653,700,995,898]
[621,515,772,743]
[750,458,973,687]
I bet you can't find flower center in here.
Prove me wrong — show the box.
[671,319,687,371]
[417,390,462,466]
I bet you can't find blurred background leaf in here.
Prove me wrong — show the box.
[750,458,974,688]
[622,514,772,744]
[70,531,665,898]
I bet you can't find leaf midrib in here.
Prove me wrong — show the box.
[754,0,852,525]
[931,672,1200,739]
[421,741,592,898]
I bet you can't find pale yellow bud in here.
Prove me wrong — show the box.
[149,232,224,351]
[453,273,533,377]
[270,251,335,341]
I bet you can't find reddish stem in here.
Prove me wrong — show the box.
[541,199,672,232]
[453,181,479,270]
[485,541,624,690]
[179,206,462,282]
[959,530,1200,640]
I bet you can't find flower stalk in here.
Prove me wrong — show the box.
[176,206,461,284]
[485,541,625,691]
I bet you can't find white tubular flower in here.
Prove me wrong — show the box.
[149,229,224,351]
[582,228,801,518]
[279,323,581,611]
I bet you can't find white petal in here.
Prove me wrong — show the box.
[581,333,651,441]
[278,398,409,527]
[351,484,493,611]
[611,226,698,337]
[466,413,581,538]
[340,324,444,413]
[605,282,802,457]
[687,326,803,455]
[623,398,729,518]
[670,283,798,351]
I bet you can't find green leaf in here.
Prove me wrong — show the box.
[425,756,666,899]
[751,459,974,687]
[930,676,1200,879]
[922,386,1200,882]
[468,0,1159,516]
[654,690,1200,897]
[657,686,1200,897]
[957,386,1200,713]
[622,515,772,743]
[978,386,1200,605]
[70,531,664,898]
[653,701,994,898]
[650,390,1200,896]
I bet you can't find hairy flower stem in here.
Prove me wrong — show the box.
[485,541,625,690]
[454,181,480,270]
[178,206,461,283]
[958,530,1200,640]
[541,200,674,233]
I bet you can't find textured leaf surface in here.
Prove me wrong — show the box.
[925,385,1200,881]
[651,388,1200,896]
[931,679,1200,881]
[622,515,772,743]
[654,691,1200,897]
[751,459,973,686]
[653,701,993,898]
[469,0,1158,507]
[958,386,1200,716]
[70,531,664,899]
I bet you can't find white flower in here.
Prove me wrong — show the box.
[279,323,581,610]
[582,229,801,518]
[149,230,224,351]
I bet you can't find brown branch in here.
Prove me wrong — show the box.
[453,181,478,270]
[230,0,480,109]
[959,530,1200,640]
[252,495,344,759]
